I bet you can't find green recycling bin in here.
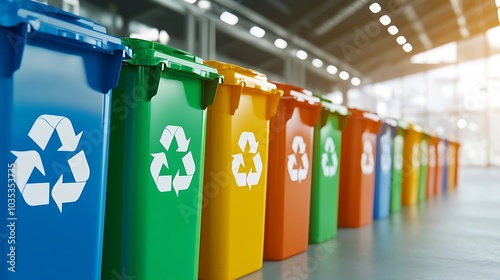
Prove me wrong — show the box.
[309,97,349,243]
[418,131,429,202]
[390,120,408,213]
[102,39,222,280]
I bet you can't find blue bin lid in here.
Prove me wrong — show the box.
[0,0,126,54]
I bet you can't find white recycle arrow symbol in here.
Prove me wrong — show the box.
[421,142,428,166]
[287,136,309,183]
[12,114,89,212]
[393,135,404,170]
[412,142,420,167]
[361,137,375,175]
[380,131,392,174]
[232,131,263,190]
[321,137,338,178]
[150,125,196,196]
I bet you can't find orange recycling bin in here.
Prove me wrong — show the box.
[451,141,460,187]
[434,137,446,196]
[264,83,321,260]
[447,139,460,190]
[426,135,439,198]
[338,109,381,228]
[401,124,422,205]
[199,61,282,280]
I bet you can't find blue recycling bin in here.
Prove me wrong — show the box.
[373,118,397,220]
[442,139,449,194]
[0,1,126,279]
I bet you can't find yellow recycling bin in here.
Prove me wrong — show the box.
[198,61,282,280]
[401,123,423,205]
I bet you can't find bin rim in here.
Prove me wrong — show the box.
[272,82,322,106]
[348,108,381,123]
[397,120,409,130]
[409,123,423,133]
[122,38,222,81]
[312,94,349,116]
[0,0,126,54]
[383,117,398,127]
[204,60,283,96]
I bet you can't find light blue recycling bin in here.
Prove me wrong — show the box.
[373,118,397,220]
[0,1,126,279]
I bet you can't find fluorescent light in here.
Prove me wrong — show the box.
[274,38,287,49]
[326,65,338,75]
[339,71,350,80]
[296,50,308,60]
[403,43,413,52]
[379,15,391,26]
[387,25,399,35]
[220,11,238,25]
[351,77,361,86]
[197,0,211,9]
[457,119,467,129]
[184,0,197,3]
[249,26,265,38]
[396,35,406,45]
[312,58,323,68]
[159,30,169,44]
[369,3,382,13]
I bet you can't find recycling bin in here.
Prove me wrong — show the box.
[373,118,397,220]
[442,139,449,194]
[417,132,429,202]
[263,83,321,260]
[338,109,381,228]
[199,61,282,280]
[390,120,408,214]
[447,139,459,189]
[309,97,349,244]
[426,135,439,198]
[0,1,126,279]
[101,39,221,280]
[450,140,460,188]
[401,124,422,206]
[435,137,446,196]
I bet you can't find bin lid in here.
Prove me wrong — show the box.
[123,38,221,81]
[384,117,398,127]
[398,120,409,130]
[0,0,125,54]
[348,108,381,122]
[409,123,423,133]
[273,82,321,106]
[314,95,349,116]
[204,60,282,96]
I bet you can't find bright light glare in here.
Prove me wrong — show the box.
[369,3,382,13]
[296,50,308,60]
[403,43,413,52]
[274,38,288,49]
[326,65,338,75]
[159,30,169,44]
[457,119,467,129]
[249,26,265,38]
[312,58,323,68]
[379,15,391,26]
[351,77,361,86]
[496,0,500,7]
[220,11,239,25]
[184,0,197,3]
[396,35,407,45]
[339,71,350,80]
[197,0,211,9]
[388,25,399,35]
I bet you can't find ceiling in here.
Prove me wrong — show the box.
[80,0,499,93]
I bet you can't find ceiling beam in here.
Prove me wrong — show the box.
[286,0,341,31]
[313,0,369,37]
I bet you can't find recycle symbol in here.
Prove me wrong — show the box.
[360,138,375,175]
[321,137,338,178]
[232,131,263,190]
[287,136,309,183]
[380,130,392,174]
[429,145,437,168]
[11,114,89,212]
[393,135,404,170]
[412,142,420,167]
[150,125,195,196]
[420,142,428,166]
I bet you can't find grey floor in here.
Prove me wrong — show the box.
[241,168,500,280]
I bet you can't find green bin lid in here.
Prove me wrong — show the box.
[314,94,349,116]
[122,38,222,81]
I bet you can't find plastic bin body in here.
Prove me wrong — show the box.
[199,61,282,280]
[264,84,321,260]
[390,122,407,213]
[435,138,446,196]
[447,140,458,189]
[373,120,397,219]
[452,141,460,187]
[418,136,429,202]
[309,99,349,243]
[402,124,422,206]
[1,1,125,279]
[426,136,438,198]
[101,39,221,280]
[338,109,381,227]
[442,140,449,193]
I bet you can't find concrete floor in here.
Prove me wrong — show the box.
[241,168,500,280]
